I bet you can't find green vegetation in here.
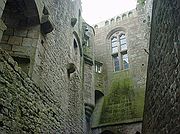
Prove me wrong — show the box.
[99,70,145,125]
[137,0,146,5]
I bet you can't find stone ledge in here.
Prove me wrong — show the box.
[92,118,142,128]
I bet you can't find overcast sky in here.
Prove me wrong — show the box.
[81,0,137,25]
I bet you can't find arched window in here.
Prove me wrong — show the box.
[110,31,129,71]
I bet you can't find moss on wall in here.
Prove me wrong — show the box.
[99,70,144,125]
[137,0,146,5]
[83,45,92,58]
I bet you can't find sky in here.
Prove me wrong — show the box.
[81,0,137,25]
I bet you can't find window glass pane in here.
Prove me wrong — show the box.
[114,56,120,71]
[121,43,127,50]
[112,41,118,47]
[120,34,125,39]
[122,53,129,69]
[120,38,126,45]
[112,37,117,42]
[111,37,118,53]
[120,34,127,50]
[112,46,118,53]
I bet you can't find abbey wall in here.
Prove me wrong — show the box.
[91,3,151,134]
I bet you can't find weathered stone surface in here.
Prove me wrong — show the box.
[8,36,23,46]
[142,0,180,133]
[0,50,63,133]
[22,38,37,47]
[0,0,92,133]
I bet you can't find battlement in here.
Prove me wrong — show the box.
[93,8,137,29]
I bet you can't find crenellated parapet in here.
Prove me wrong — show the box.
[93,9,137,29]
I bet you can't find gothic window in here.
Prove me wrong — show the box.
[120,34,127,50]
[111,37,118,53]
[110,31,129,72]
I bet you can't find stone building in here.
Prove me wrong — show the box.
[1,0,175,134]
[91,3,151,134]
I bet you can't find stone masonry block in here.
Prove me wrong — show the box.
[27,29,39,39]
[12,45,32,57]
[0,43,12,51]
[8,36,23,45]
[22,38,38,47]
[14,29,28,37]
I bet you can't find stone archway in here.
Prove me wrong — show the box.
[0,0,41,75]
[2,0,40,27]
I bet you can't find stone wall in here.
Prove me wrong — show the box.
[142,0,180,133]
[0,0,95,133]
[0,50,63,133]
